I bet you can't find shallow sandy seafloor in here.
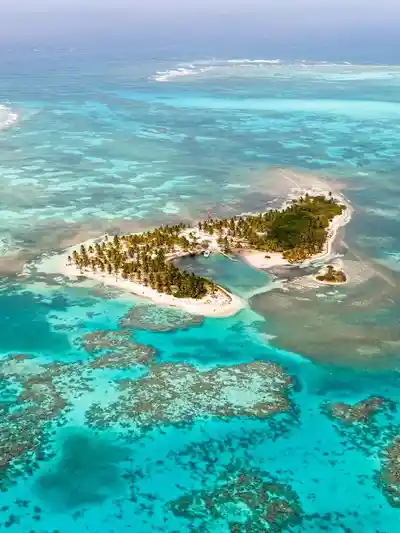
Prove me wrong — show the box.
[251,250,400,369]
[1,56,400,532]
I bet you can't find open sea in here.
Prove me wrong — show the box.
[1,46,400,532]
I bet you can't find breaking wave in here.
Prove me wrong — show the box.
[226,58,281,64]
[151,58,400,83]
[0,104,18,130]
[153,64,214,82]
[152,59,283,82]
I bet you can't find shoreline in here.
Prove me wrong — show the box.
[35,240,245,318]
[314,278,348,286]
[32,186,352,316]
[239,188,352,272]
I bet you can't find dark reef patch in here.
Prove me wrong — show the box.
[35,430,129,510]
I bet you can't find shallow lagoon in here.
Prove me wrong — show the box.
[1,55,400,531]
[177,253,272,298]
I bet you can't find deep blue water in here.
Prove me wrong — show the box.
[1,46,400,532]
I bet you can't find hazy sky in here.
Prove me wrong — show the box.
[2,0,397,19]
[1,1,399,60]
[2,1,398,23]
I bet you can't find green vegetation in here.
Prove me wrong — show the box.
[200,193,345,263]
[316,265,347,284]
[68,194,345,299]
[68,224,215,300]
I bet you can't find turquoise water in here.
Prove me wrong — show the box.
[1,55,400,531]
[177,254,272,298]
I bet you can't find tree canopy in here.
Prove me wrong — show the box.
[68,194,346,298]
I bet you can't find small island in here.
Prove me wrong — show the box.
[315,264,347,285]
[59,192,347,317]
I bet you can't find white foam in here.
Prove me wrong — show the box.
[152,58,283,82]
[0,104,19,130]
[153,65,213,82]
[151,58,400,84]
[227,58,281,64]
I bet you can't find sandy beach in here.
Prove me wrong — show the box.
[35,239,245,318]
[240,186,352,271]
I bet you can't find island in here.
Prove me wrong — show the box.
[315,264,347,284]
[58,192,348,317]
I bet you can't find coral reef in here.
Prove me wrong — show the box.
[81,330,156,367]
[380,436,400,508]
[324,395,399,508]
[0,354,89,489]
[119,304,204,332]
[325,396,395,425]
[171,469,302,531]
[86,361,293,430]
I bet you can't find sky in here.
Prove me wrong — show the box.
[1,1,399,61]
[2,0,398,21]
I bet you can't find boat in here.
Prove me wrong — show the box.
[203,250,210,258]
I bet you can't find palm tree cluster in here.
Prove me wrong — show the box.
[68,224,216,300]
[199,194,345,263]
[68,194,345,297]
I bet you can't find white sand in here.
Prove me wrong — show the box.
[34,239,245,318]
[303,197,353,267]
[239,250,290,270]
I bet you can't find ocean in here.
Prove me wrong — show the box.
[1,48,400,532]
